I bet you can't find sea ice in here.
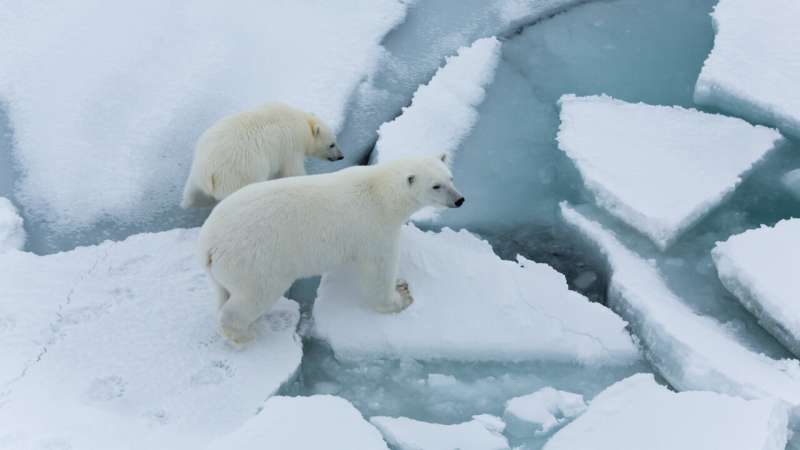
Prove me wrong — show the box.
[372,36,501,221]
[0,197,24,252]
[313,224,639,364]
[561,203,800,407]
[694,0,800,139]
[0,229,302,449]
[713,219,800,357]
[503,387,586,436]
[0,0,406,234]
[208,395,389,450]
[370,415,508,450]
[543,373,790,450]
[557,94,782,249]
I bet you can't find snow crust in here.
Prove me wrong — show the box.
[503,387,586,436]
[370,415,508,450]
[557,94,782,249]
[694,0,800,138]
[0,197,25,252]
[0,229,302,449]
[561,203,800,408]
[544,373,790,450]
[208,395,389,450]
[314,224,638,364]
[713,219,800,357]
[0,0,406,231]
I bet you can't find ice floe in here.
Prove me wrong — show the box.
[503,387,586,436]
[713,219,800,357]
[557,94,782,249]
[0,228,302,449]
[544,373,790,450]
[370,414,508,450]
[561,203,800,408]
[695,0,800,139]
[314,224,638,364]
[208,395,389,450]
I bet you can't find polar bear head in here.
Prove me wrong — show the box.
[307,116,344,162]
[404,154,464,209]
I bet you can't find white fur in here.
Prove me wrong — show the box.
[181,102,342,207]
[198,155,463,344]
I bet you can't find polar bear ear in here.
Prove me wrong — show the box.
[407,175,416,185]
[308,116,320,137]
[313,124,320,137]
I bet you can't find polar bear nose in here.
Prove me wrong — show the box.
[454,197,465,207]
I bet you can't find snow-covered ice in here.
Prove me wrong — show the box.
[208,395,389,450]
[713,219,800,357]
[557,95,782,249]
[503,387,586,436]
[0,229,302,449]
[0,0,406,233]
[543,373,790,450]
[314,224,639,364]
[370,415,508,450]
[561,203,800,407]
[694,0,800,139]
[0,197,24,252]
[373,36,501,221]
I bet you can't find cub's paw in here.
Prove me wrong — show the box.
[218,323,254,347]
[373,280,414,313]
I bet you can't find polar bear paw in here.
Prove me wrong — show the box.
[218,322,254,347]
[374,279,414,313]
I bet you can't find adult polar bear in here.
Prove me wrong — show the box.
[199,155,464,344]
[181,103,343,207]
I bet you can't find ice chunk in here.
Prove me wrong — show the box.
[373,36,501,221]
[374,36,500,164]
[782,169,800,201]
[208,395,389,450]
[503,387,586,436]
[544,373,790,450]
[557,94,782,249]
[370,415,508,450]
[561,203,800,407]
[0,0,406,232]
[694,0,800,139]
[0,229,302,449]
[0,197,24,252]
[713,219,800,357]
[314,224,639,364]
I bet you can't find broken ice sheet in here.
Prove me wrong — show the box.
[313,224,639,365]
[713,219,800,357]
[544,374,790,450]
[503,387,586,436]
[557,94,782,250]
[0,229,302,449]
[370,415,508,450]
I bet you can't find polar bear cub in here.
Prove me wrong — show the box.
[199,155,464,344]
[181,102,343,208]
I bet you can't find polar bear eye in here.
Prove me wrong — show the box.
[432,184,441,190]
[329,143,335,148]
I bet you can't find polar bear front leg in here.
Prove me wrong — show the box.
[279,157,307,179]
[360,245,413,313]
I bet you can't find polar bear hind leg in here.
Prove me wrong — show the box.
[217,280,288,345]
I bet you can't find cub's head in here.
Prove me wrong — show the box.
[404,154,464,209]
[307,115,343,162]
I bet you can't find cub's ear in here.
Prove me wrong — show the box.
[307,116,320,137]
[313,124,320,137]
[407,175,416,185]
[439,153,447,163]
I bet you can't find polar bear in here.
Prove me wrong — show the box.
[199,155,464,344]
[181,103,343,208]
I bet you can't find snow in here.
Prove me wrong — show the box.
[503,387,586,436]
[207,395,389,450]
[782,169,800,201]
[313,224,639,364]
[0,0,407,232]
[561,203,800,407]
[0,197,25,252]
[713,219,800,357]
[557,94,782,250]
[0,228,302,449]
[370,415,508,450]
[694,0,800,139]
[543,373,790,450]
